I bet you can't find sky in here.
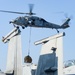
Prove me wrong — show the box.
[0,0,75,71]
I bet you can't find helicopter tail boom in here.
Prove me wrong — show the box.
[61,18,70,29]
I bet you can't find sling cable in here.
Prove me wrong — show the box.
[24,27,32,63]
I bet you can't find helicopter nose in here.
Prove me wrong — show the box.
[9,20,14,24]
[9,21,12,24]
[9,20,16,24]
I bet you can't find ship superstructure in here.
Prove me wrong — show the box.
[0,27,74,75]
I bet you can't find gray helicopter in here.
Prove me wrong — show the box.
[0,4,70,33]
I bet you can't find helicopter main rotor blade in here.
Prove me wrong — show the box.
[0,10,26,14]
[25,4,36,15]
[29,4,34,14]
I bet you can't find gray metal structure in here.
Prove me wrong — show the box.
[35,32,65,75]
[2,27,22,75]
[1,23,73,75]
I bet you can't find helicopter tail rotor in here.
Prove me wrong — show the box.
[61,18,70,29]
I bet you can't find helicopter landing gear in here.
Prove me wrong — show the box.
[22,26,25,29]
[13,24,19,29]
[56,29,59,33]
[13,24,16,27]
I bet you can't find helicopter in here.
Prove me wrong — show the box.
[0,4,71,33]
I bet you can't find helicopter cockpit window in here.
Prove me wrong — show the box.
[16,17,21,20]
[16,17,19,20]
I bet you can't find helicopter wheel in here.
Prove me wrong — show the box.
[22,26,25,29]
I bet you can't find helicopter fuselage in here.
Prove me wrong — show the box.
[10,16,62,29]
[0,4,70,33]
[9,16,70,33]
